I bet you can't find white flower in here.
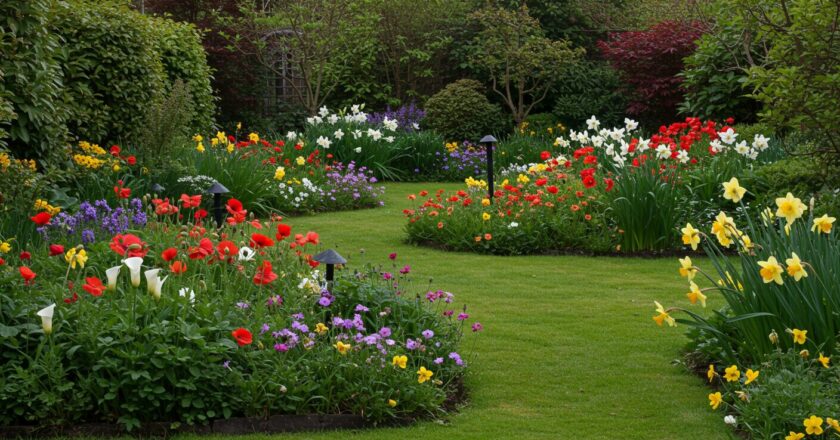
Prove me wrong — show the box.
[144,268,168,301]
[306,116,315,125]
[105,266,121,292]
[318,106,329,117]
[619,141,630,156]
[327,114,339,124]
[353,112,367,123]
[609,128,625,141]
[586,115,601,130]
[613,154,626,168]
[752,134,769,151]
[37,304,56,335]
[748,148,759,160]
[384,136,394,143]
[508,222,519,228]
[238,246,255,261]
[313,116,323,124]
[316,136,331,149]
[676,150,690,164]
[724,415,737,426]
[354,147,362,153]
[334,129,344,140]
[123,257,143,287]
[655,144,672,160]
[352,130,362,139]
[709,139,723,153]
[577,132,590,144]
[286,131,298,140]
[735,141,750,156]
[412,122,420,130]
[351,104,360,114]
[179,288,196,304]
[556,138,569,148]
[718,128,737,145]
[624,118,639,131]
[605,144,615,157]
[637,138,651,151]
[383,117,398,131]
[586,115,600,130]
[591,135,604,148]
[569,130,579,142]
[367,128,382,141]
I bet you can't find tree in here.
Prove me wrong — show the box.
[467,5,583,125]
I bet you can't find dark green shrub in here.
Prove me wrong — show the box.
[424,79,505,142]
[0,0,69,159]
[136,79,195,170]
[748,155,837,215]
[150,17,215,133]
[552,60,626,129]
[54,0,167,144]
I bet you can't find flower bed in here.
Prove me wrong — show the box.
[0,197,479,431]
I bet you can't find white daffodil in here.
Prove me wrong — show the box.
[586,115,600,130]
[286,131,298,140]
[624,118,639,131]
[638,138,651,151]
[709,139,723,153]
[655,144,672,160]
[334,129,344,140]
[384,136,395,143]
[316,136,331,149]
[735,141,750,156]
[382,117,398,131]
[718,128,737,144]
[144,269,168,300]
[367,129,382,141]
[351,104,360,114]
[591,135,604,148]
[327,114,339,124]
[412,122,420,130]
[354,147,362,153]
[610,128,625,141]
[238,246,256,261]
[724,415,737,426]
[318,106,329,117]
[105,266,121,292]
[37,304,56,335]
[676,150,690,164]
[752,134,769,151]
[123,257,143,287]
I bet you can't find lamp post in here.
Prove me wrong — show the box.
[480,135,497,201]
[313,249,346,291]
[207,181,230,228]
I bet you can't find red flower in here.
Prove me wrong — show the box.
[540,151,551,161]
[604,178,615,192]
[83,277,105,297]
[19,266,36,285]
[180,194,202,209]
[189,238,214,259]
[231,328,253,346]
[547,185,558,194]
[170,260,187,274]
[161,247,178,262]
[0,257,5,266]
[535,178,548,187]
[19,251,31,261]
[49,244,65,256]
[126,155,137,166]
[64,292,79,304]
[110,234,148,257]
[31,212,52,226]
[217,240,239,259]
[226,199,247,225]
[110,145,121,156]
[306,231,320,245]
[250,233,274,248]
[114,181,131,199]
[583,155,598,165]
[276,223,292,240]
[582,175,597,189]
[253,260,277,285]
[194,209,208,221]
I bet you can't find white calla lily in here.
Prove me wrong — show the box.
[105,266,121,291]
[144,269,168,300]
[179,288,196,304]
[37,304,56,335]
[123,257,143,287]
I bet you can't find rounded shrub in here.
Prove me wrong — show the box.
[551,60,626,129]
[424,79,504,142]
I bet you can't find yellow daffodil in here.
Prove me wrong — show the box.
[482,212,491,221]
[334,341,351,355]
[707,364,716,383]
[769,329,779,345]
[758,256,784,285]
[226,143,235,154]
[248,132,260,143]
[0,241,11,253]
[678,256,697,281]
[791,328,807,345]
[735,390,749,402]
[388,399,397,407]
[819,353,831,368]
[481,198,491,207]
[722,177,747,203]
[196,142,205,153]
[708,392,722,410]
[686,282,707,307]
[211,137,219,146]
[723,364,740,382]
[296,156,305,166]
[827,418,840,432]
[315,323,328,335]
[776,192,807,225]
[417,366,434,384]
[785,432,804,440]
[812,214,836,234]
[652,301,675,327]
[761,207,775,225]
[804,415,824,435]
[236,122,242,130]
[516,174,530,184]
[744,369,759,385]
[785,253,808,281]
[65,248,88,269]
[274,167,286,181]
[192,134,203,142]
[711,212,736,247]
[392,355,408,369]
[681,223,701,250]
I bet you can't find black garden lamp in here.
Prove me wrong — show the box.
[150,183,165,195]
[313,249,346,290]
[480,135,497,201]
[207,181,230,228]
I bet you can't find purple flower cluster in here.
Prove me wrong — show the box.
[367,102,425,132]
[38,198,147,244]
[434,142,488,180]
[322,161,385,209]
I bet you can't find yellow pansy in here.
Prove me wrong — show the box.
[785,253,808,281]
[776,192,807,225]
[391,355,408,369]
[819,353,831,368]
[804,415,824,435]
[482,212,491,221]
[722,177,747,203]
[758,256,784,285]
[0,241,11,253]
[678,256,697,281]
[744,369,759,385]
[686,282,707,307]
[827,418,840,432]
[791,328,807,345]
[652,301,675,327]
[708,392,722,410]
[681,223,701,250]
[785,432,804,440]
[723,364,740,382]
[417,366,434,384]
[333,341,351,355]
[812,214,836,234]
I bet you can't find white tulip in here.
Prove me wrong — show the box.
[144,269,168,300]
[37,304,56,335]
[105,266,121,291]
[123,257,143,287]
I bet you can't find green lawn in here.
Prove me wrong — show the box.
[188,182,728,440]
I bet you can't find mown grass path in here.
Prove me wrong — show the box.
[189,182,727,440]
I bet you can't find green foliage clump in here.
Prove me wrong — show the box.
[424,79,504,142]
[552,60,626,129]
[0,0,69,159]
[750,155,838,216]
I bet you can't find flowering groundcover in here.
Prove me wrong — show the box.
[0,197,479,431]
